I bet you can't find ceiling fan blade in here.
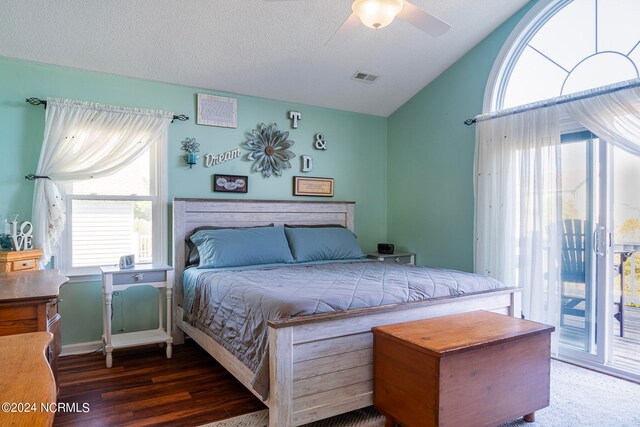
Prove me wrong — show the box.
[325,13,360,46]
[397,1,451,37]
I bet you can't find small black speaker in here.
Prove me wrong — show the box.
[377,243,395,254]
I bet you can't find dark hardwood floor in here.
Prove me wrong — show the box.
[54,340,266,427]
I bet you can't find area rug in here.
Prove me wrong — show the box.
[201,361,640,427]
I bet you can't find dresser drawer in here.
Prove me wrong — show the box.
[0,303,38,321]
[12,258,37,271]
[111,270,166,285]
[0,249,42,272]
[0,302,39,336]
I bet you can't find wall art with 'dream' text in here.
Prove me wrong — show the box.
[204,148,242,167]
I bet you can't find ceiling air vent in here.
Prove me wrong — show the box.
[352,71,379,83]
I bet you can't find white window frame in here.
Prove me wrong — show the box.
[484,0,565,113]
[56,140,168,282]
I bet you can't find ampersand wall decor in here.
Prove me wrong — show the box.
[314,133,327,150]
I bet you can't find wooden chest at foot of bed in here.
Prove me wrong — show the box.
[372,310,554,427]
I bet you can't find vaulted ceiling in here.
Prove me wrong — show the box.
[0,0,529,116]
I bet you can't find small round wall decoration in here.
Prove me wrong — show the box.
[243,123,296,178]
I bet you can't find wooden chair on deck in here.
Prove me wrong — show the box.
[561,219,626,336]
[561,219,587,326]
[614,255,627,337]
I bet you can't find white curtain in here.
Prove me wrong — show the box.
[475,106,562,352]
[32,98,173,267]
[563,85,640,155]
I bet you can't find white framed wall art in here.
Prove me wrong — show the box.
[196,93,237,128]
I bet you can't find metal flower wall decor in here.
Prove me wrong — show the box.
[180,137,200,168]
[243,123,296,178]
[181,137,200,154]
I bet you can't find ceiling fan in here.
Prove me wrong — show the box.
[265,0,451,44]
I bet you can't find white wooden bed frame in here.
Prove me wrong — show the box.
[172,198,521,427]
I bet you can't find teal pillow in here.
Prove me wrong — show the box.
[185,224,274,268]
[190,226,294,268]
[284,227,366,262]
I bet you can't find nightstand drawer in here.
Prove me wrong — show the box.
[381,255,413,264]
[12,259,37,271]
[367,251,416,265]
[111,270,166,286]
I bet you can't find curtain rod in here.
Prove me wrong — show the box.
[464,77,640,126]
[25,97,189,122]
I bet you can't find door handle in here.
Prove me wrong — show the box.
[593,226,606,256]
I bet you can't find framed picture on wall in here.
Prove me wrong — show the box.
[197,94,237,128]
[293,176,334,197]
[213,174,248,193]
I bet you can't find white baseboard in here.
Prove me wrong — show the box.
[61,340,103,357]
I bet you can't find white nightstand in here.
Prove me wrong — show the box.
[100,263,174,368]
[367,251,416,265]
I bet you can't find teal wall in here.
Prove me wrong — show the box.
[386,3,534,272]
[0,1,534,345]
[0,57,387,345]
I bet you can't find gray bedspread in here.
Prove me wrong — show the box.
[184,261,506,399]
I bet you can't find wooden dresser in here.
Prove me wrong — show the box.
[0,270,68,388]
[0,332,56,427]
[0,249,42,272]
[373,311,555,427]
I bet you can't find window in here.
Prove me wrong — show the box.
[484,0,640,378]
[488,0,640,111]
[61,147,164,276]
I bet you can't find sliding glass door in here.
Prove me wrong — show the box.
[558,132,640,381]
[610,146,640,376]
[558,132,611,365]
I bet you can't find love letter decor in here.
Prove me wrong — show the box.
[10,220,33,251]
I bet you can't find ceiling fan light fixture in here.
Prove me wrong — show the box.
[352,0,404,30]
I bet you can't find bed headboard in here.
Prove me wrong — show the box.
[172,198,355,309]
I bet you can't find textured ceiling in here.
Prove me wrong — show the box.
[0,0,528,116]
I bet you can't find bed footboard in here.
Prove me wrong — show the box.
[267,288,521,426]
